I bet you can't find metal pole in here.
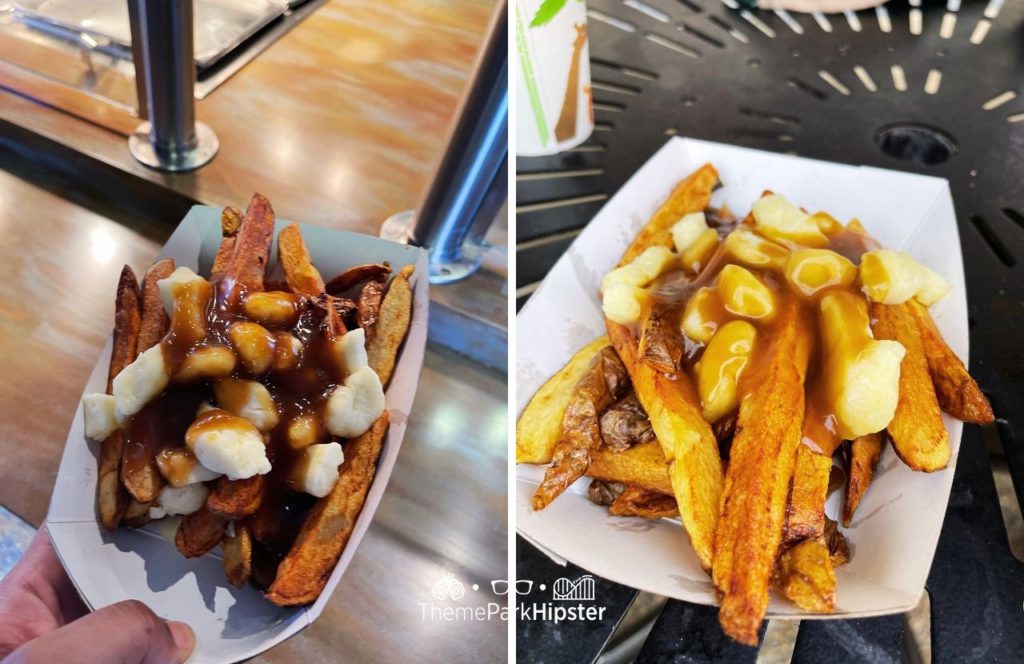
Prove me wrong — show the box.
[381,0,508,284]
[128,0,218,172]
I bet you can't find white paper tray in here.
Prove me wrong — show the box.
[516,137,967,618]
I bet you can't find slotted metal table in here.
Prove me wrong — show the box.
[516,0,1024,661]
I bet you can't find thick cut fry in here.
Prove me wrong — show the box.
[137,259,174,351]
[607,321,723,571]
[278,223,326,296]
[533,348,629,510]
[98,265,141,530]
[906,299,993,424]
[713,298,811,645]
[356,279,386,341]
[175,506,228,558]
[122,499,151,528]
[639,301,685,374]
[609,485,678,519]
[871,302,949,471]
[221,193,275,291]
[223,521,253,587]
[784,443,832,545]
[843,433,882,526]
[221,206,243,236]
[587,439,672,495]
[619,163,720,265]
[325,263,391,294]
[120,259,176,504]
[366,265,414,387]
[599,392,654,451]
[775,538,836,613]
[211,237,236,281]
[265,413,389,606]
[207,475,265,519]
[516,337,610,464]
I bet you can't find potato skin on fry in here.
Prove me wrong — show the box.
[532,347,629,510]
[871,302,949,472]
[843,433,882,527]
[222,193,275,291]
[98,265,142,530]
[265,413,389,606]
[609,485,678,519]
[775,538,836,613]
[587,439,672,495]
[325,263,391,295]
[366,265,414,387]
[176,506,229,558]
[906,299,993,424]
[607,320,723,572]
[207,475,264,519]
[784,443,832,545]
[223,521,254,587]
[516,337,610,465]
[619,163,719,265]
[713,298,811,646]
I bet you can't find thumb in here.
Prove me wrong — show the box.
[5,599,195,664]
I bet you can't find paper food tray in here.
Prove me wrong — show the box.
[48,206,429,663]
[516,137,966,618]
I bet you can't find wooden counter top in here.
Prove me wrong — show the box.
[0,0,495,235]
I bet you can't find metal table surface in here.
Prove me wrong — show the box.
[516,0,1024,661]
[0,164,508,662]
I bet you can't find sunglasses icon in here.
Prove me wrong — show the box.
[491,579,533,595]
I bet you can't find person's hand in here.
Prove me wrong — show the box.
[0,525,195,663]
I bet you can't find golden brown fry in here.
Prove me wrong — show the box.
[713,298,811,645]
[221,206,243,236]
[366,265,414,387]
[872,302,949,471]
[843,432,882,527]
[516,337,610,465]
[221,193,275,291]
[775,538,836,613]
[211,236,236,281]
[223,521,253,588]
[639,301,685,374]
[906,299,994,424]
[137,258,174,351]
[824,518,850,567]
[587,439,672,495]
[784,443,833,545]
[122,499,152,528]
[608,320,723,572]
[619,163,720,265]
[98,265,141,530]
[609,485,678,519]
[533,347,629,510]
[265,413,389,606]
[175,506,229,559]
[325,263,391,295]
[278,223,326,296]
[207,475,264,519]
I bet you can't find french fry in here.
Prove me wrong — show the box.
[609,485,678,519]
[533,347,628,510]
[278,223,326,296]
[587,439,672,495]
[223,521,253,588]
[366,265,414,387]
[619,163,719,265]
[221,193,275,292]
[221,206,243,236]
[516,337,610,464]
[175,506,229,558]
[120,260,175,504]
[599,392,654,452]
[775,538,836,613]
[98,265,141,530]
[207,475,265,519]
[325,263,391,294]
[906,299,994,424]
[607,320,723,572]
[843,432,883,526]
[356,279,386,341]
[639,301,685,373]
[122,499,151,528]
[211,236,236,281]
[824,517,850,567]
[713,298,811,645]
[784,443,833,545]
[871,302,949,471]
[265,412,389,606]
